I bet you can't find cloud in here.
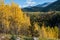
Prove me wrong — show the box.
[22,0,36,7]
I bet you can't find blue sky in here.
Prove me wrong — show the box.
[5,0,57,8]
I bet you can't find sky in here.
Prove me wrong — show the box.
[5,0,57,8]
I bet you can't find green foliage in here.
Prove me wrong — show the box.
[10,34,16,40]
[25,11,60,27]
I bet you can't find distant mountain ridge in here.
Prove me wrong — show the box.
[36,2,51,7]
[22,2,50,12]
[22,0,60,12]
[43,0,60,12]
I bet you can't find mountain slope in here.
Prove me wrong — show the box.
[22,2,50,12]
[22,0,60,12]
[36,2,51,7]
[43,0,60,12]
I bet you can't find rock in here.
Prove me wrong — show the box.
[16,37,20,40]
[33,37,39,40]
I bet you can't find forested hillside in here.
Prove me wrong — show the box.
[0,1,60,40]
[22,0,60,12]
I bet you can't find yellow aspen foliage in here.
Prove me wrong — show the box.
[47,27,54,38]
[34,23,39,31]
[54,26,59,38]
[39,25,59,39]
[41,24,47,38]
[0,3,31,34]
[46,26,58,39]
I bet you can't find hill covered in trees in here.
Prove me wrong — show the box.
[25,11,60,27]
[0,1,60,40]
[22,0,60,12]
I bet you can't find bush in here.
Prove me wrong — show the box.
[10,34,16,40]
